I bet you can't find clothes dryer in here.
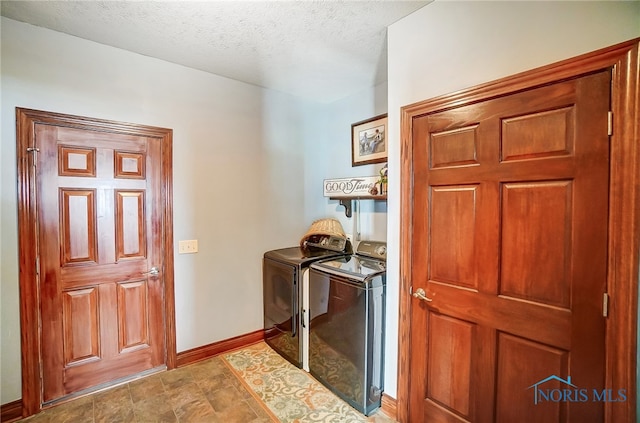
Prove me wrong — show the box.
[263,238,351,370]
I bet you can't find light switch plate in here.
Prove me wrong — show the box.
[178,240,198,254]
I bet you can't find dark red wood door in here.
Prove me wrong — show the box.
[409,70,611,422]
[37,124,166,403]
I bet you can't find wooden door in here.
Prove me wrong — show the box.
[35,123,167,403]
[407,70,611,422]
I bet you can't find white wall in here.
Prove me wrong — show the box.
[0,17,312,403]
[384,0,639,398]
[304,81,388,243]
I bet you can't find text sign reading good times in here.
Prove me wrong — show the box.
[323,177,378,197]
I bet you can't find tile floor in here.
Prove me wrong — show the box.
[18,355,396,423]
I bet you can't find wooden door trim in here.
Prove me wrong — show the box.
[398,38,640,423]
[16,108,176,418]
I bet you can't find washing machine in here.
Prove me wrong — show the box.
[308,240,387,415]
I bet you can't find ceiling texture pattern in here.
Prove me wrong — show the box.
[1,0,430,103]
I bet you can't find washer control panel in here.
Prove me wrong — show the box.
[304,235,348,252]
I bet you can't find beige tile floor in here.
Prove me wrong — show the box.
[18,355,396,423]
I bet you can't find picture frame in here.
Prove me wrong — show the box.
[351,113,388,167]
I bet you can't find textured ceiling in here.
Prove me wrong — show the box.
[1,0,430,103]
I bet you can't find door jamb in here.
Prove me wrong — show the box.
[16,108,177,418]
[397,38,640,422]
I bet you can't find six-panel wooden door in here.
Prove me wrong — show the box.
[36,123,166,403]
[408,70,611,422]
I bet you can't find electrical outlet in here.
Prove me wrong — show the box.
[345,233,353,242]
[178,240,198,254]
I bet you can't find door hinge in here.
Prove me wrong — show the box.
[607,111,613,136]
[603,293,609,317]
[27,147,40,167]
[35,256,40,276]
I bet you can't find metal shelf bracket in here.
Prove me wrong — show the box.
[337,199,353,218]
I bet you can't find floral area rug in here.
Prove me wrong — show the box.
[221,341,380,423]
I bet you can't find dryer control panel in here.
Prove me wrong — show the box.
[356,241,387,260]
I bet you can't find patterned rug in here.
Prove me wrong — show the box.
[221,342,389,423]
[265,330,364,407]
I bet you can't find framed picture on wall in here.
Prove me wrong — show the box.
[351,114,388,166]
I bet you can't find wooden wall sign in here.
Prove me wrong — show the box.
[323,177,379,197]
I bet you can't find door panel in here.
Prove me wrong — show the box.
[500,181,572,307]
[430,185,478,288]
[115,190,146,259]
[430,125,479,168]
[117,280,149,352]
[500,106,574,161]
[495,333,568,423]
[60,189,97,264]
[426,313,474,419]
[37,124,166,403]
[409,71,610,422]
[62,287,100,365]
